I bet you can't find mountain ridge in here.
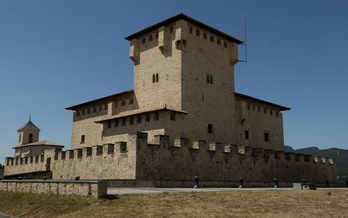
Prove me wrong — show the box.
[284,145,348,180]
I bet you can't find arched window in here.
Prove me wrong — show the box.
[29,133,33,143]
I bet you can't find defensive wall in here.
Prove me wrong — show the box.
[4,132,336,186]
[0,165,4,178]
[0,180,107,199]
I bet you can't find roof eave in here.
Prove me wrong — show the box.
[125,13,243,44]
[65,89,134,111]
[235,92,291,111]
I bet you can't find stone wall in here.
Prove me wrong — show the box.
[235,96,286,151]
[4,132,336,185]
[134,132,336,183]
[5,154,48,176]
[0,180,107,199]
[0,165,4,178]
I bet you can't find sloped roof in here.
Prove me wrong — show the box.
[125,13,243,44]
[13,140,64,149]
[17,120,40,132]
[65,90,134,110]
[95,105,187,123]
[235,92,291,111]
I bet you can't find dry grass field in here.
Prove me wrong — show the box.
[1,189,348,217]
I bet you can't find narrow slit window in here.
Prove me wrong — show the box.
[129,117,134,125]
[264,132,269,142]
[210,36,214,42]
[146,114,150,122]
[208,124,213,134]
[80,135,85,143]
[170,112,176,121]
[245,131,249,139]
[154,112,159,120]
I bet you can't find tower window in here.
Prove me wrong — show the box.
[18,134,21,143]
[224,41,228,48]
[189,27,193,34]
[29,133,33,143]
[264,132,269,142]
[245,131,249,140]
[120,143,127,153]
[149,34,153,42]
[129,117,134,125]
[146,114,150,122]
[207,74,213,84]
[208,124,213,134]
[196,30,200,36]
[129,99,133,105]
[137,115,142,123]
[217,39,221,45]
[154,112,159,120]
[142,38,146,44]
[170,112,176,121]
[152,74,159,83]
[80,135,85,143]
[210,36,214,42]
[169,26,174,33]
[203,33,207,39]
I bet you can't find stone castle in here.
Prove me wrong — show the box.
[3,14,336,185]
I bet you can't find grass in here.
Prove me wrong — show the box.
[1,189,348,217]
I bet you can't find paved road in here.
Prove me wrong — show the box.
[107,187,293,195]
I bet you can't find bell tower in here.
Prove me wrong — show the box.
[16,117,40,146]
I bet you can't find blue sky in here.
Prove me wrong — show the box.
[1,0,347,164]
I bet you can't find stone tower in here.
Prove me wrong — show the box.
[126,14,243,143]
[16,117,40,147]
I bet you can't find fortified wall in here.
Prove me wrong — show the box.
[0,164,4,178]
[4,132,336,184]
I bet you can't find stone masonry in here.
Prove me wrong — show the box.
[4,132,336,183]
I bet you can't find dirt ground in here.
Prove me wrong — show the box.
[1,189,348,217]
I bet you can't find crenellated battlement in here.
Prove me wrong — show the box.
[137,133,335,165]
[4,132,336,182]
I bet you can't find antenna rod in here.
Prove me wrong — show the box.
[244,18,247,64]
